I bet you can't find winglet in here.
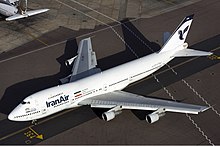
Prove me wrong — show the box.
[201,104,216,112]
[200,106,211,112]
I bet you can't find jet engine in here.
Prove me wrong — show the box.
[65,56,77,66]
[146,113,160,124]
[102,107,122,122]
[102,111,115,121]
[146,109,166,124]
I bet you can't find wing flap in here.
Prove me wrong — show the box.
[79,91,208,114]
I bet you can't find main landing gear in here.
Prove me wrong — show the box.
[31,119,38,125]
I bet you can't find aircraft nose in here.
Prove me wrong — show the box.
[8,105,24,121]
[8,111,15,121]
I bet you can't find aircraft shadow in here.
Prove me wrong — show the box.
[0,12,47,30]
[97,19,161,70]
[0,38,77,115]
[0,14,6,21]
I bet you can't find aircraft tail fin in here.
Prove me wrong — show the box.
[159,14,213,57]
[159,14,194,53]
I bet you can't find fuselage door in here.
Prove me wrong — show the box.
[35,99,47,115]
[41,108,47,114]
[103,84,108,91]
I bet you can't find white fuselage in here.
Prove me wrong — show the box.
[0,1,17,16]
[8,51,175,121]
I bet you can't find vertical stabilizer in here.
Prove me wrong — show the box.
[159,14,194,53]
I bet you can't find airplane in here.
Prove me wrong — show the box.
[0,0,49,21]
[8,14,212,124]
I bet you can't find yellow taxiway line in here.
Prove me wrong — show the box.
[25,31,48,46]
[28,127,43,140]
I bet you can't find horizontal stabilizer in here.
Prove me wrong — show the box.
[25,9,49,17]
[6,9,49,21]
[174,49,213,57]
[6,14,28,21]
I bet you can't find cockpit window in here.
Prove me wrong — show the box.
[21,101,26,104]
[21,101,30,105]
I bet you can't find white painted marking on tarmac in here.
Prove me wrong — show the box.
[165,63,220,117]
[0,1,141,64]
[0,41,66,64]
[186,113,215,146]
[153,74,215,145]
[55,0,139,58]
[69,0,120,24]
[182,78,220,117]
[0,19,142,64]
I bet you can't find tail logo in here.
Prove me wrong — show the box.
[178,25,189,40]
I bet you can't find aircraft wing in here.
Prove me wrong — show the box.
[79,91,208,114]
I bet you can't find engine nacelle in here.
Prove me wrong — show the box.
[102,111,115,121]
[65,56,77,66]
[146,113,159,124]
[146,112,165,124]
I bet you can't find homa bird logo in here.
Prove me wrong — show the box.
[46,95,69,108]
[178,25,189,40]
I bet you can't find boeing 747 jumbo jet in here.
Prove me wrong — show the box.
[8,15,212,124]
[0,0,49,21]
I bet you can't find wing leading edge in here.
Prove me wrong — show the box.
[79,91,208,114]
